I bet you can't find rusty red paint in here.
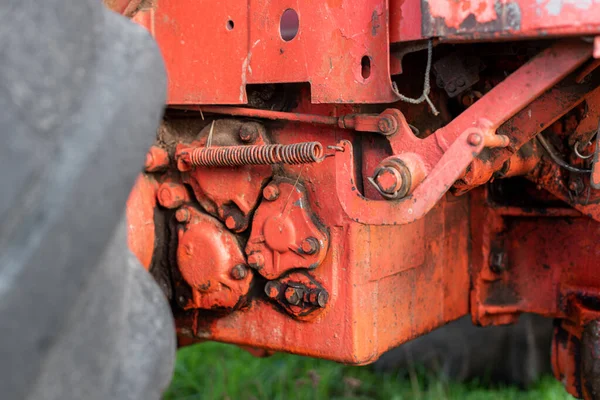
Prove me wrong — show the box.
[123,0,600,105]
[417,0,600,40]
[119,1,600,397]
[133,0,397,104]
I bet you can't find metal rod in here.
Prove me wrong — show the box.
[196,106,339,126]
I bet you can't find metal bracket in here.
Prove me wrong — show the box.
[335,127,485,226]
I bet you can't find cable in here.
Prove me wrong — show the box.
[537,134,591,173]
[392,40,439,116]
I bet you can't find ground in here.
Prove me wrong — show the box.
[165,342,575,400]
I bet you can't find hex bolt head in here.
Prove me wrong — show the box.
[248,252,264,269]
[175,207,191,223]
[301,237,319,255]
[468,133,482,146]
[284,287,302,306]
[230,264,248,280]
[239,125,259,143]
[264,281,281,298]
[374,166,403,195]
[263,184,280,201]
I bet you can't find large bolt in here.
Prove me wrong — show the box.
[307,289,329,308]
[263,184,280,201]
[374,166,403,195]
[157,183,188,209]
[230,264,248,280]
[248,252,264,269]
[284,287,303,306]
[239,125,259,143]
[144,146,170,172]
[301,237,319,255]
[264,281,281,298]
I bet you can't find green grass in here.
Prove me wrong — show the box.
[165,342,575,400]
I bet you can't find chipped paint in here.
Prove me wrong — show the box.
[240,39,262,103]
[426,0,511,29]
[538,0,594,17]
[421,0,522,38]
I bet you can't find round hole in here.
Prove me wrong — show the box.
[280,9,299,41]
[361,56,371,80]
[226,20,234,30]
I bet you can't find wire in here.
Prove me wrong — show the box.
[574,140,594,159]
[392,40,439,116]
[537,134,591,173]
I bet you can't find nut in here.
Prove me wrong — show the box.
[284,287,302,306]
[263,184,280,201]
[230,264,248,280]
[301,237,319,255]
[248,252,265,269]
[374,166,403,195]
[264,281,281,298]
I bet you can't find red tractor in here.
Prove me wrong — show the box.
[110,1,600,398]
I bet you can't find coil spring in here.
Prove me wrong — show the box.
[187,142,324,167]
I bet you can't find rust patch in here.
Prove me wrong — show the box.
[484,280,521,306]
